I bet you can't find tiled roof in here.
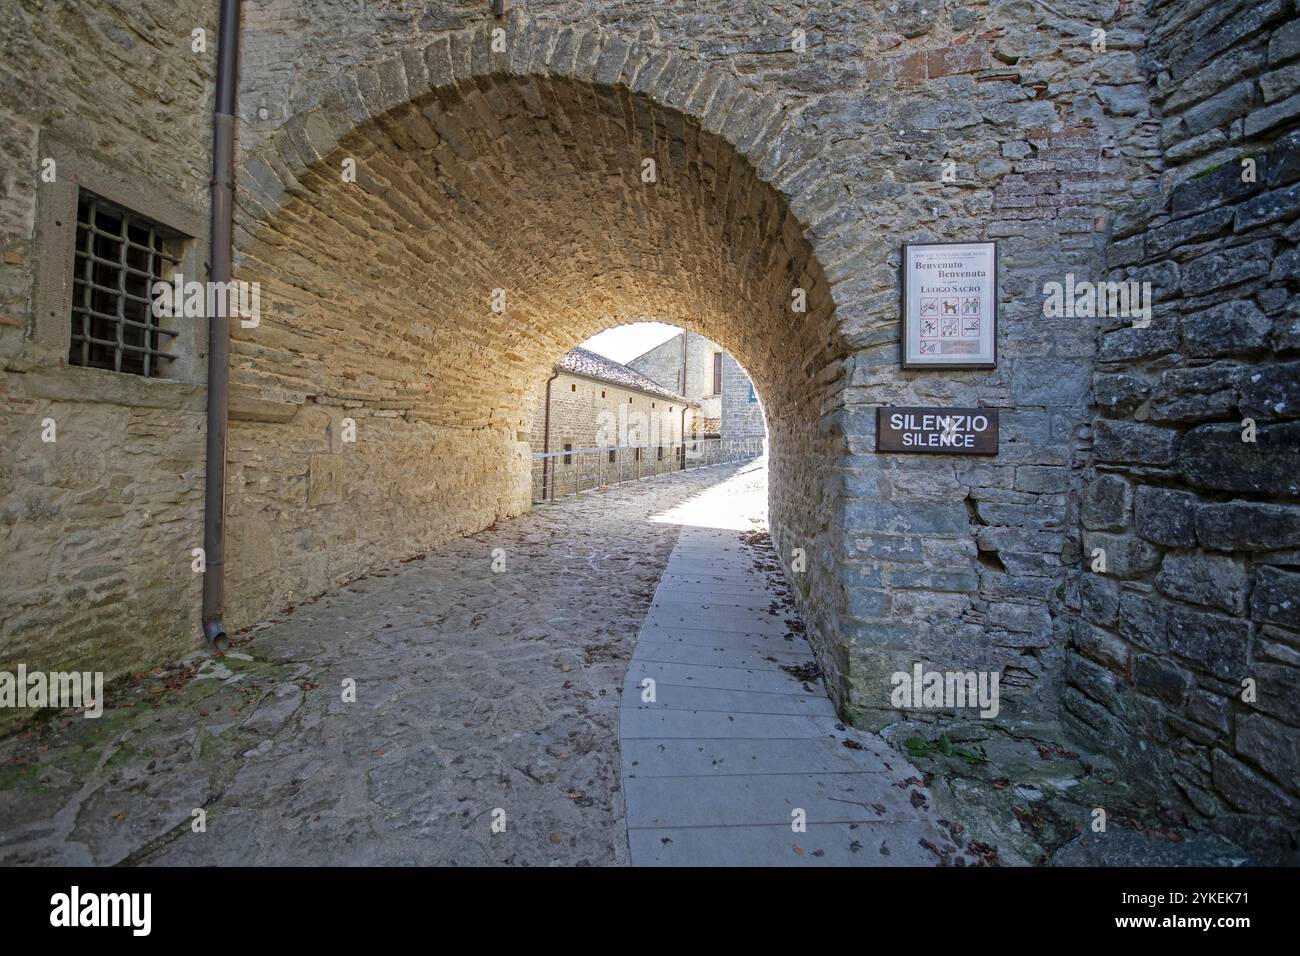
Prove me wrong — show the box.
[557,347,696,405]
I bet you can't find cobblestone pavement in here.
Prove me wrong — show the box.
[0,461,760,866]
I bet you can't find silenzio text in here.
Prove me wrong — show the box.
[891,411,992,448]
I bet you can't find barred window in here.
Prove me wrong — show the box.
[69,191,181,377]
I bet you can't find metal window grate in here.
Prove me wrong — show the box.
[69,191,181,377]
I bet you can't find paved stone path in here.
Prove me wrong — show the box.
[0,462,754,866]
[0,457,966,866]
[620,468,969,865]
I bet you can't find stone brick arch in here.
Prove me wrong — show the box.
[224,23,855,695]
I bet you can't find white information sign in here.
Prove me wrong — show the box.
[901,241,998,368]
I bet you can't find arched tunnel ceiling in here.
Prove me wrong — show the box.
[236,74,841,435]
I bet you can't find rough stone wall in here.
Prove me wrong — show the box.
[2,1,1161,740]
[625,334,687,397]
[1070,0,1300,862]
[3,0,1295,853]
[0,0,215,686]
[819,2,1158,726]
[721,351,767,439]
[231,45,844,651]
[628,331,765,438]
[17,0,1289,842]
[626,331,723,424]
[526,371,689,455]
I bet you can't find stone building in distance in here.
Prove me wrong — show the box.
[626,331,766,440]
[527,346,694,458]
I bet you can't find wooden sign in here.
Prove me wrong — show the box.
[876,407,999,455]
[901,241,998,368]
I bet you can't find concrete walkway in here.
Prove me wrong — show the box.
[621,468,969,865]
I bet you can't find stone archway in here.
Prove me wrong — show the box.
[225,25,854,704]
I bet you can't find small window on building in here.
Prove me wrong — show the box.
[69,191,182,377]
[629,397,633,403]
[563,443,573,465]
[570,383,576,392]
[601,390,606,398]
[608,449,616,463]
[712,352,722,395]
[634,447,641,461]
[657,446,664,461]
[651,402,655,408]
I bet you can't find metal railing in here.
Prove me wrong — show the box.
[532,436,765,503]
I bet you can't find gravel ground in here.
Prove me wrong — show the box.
[0,460,762,866]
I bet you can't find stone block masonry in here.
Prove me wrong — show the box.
[625,331,766,438]
[0,0,216,692]
[721,351,766,439]
[1073,0,1300,863]
[624,332,723,425]
[525,349,693,458]
[0,0,1295,862]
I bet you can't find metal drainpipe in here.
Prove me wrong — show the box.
[541,371,558,501]
[201,0,242,649]
[681,327,688,393]
[680,327,689,468]
[680,405,687,469]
